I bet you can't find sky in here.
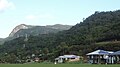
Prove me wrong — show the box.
[0,0,120,38]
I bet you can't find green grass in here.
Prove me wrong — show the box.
[0,64,120,67]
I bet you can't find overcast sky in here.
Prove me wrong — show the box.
[0,0,120,38]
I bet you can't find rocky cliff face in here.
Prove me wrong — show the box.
[9,24,31,37]
[9,24,72,38]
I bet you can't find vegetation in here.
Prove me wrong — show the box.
[1,10,120,63]
[0,38,4,45]
[9,24,72,38]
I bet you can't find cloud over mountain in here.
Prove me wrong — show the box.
[0,0,15,12]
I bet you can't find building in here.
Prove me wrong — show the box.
[86,50,113,64]
[55,55,80,63]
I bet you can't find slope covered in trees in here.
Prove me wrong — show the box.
[1,10,120,63]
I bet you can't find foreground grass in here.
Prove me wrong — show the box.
[0,64,120,67]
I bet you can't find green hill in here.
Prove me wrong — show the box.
[0,38,4,45]
[1,10,120,63]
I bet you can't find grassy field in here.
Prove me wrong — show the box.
[0,64,120,67]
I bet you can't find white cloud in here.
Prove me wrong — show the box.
[26,15,37,20]
[0,0,15,12]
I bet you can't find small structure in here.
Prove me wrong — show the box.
[110,51,120,64]
[34,57,40,62]
[55,55,80,63]
[86,50,113,64]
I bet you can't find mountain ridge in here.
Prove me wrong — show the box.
[9,24,72,38]
[9,24,32,37]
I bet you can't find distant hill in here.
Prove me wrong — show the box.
[0,38,4,45]
[1,10,120,63]
[46,24,72,30]
[0,38,3,41]
[9,24,72,38]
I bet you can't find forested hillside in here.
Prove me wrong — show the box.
[1,10,120,63]
[0,38,4,45]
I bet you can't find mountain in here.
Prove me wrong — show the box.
[0,38,4,45]
[1,10,120,63]
[0,38,3,41]
[9,24,31,37]
[46,24,72,30]
[9,24,72,38]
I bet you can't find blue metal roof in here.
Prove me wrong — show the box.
[86,50,113,55]
[110,51,120,55]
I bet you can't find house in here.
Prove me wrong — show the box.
[55,55,80,63]
[86,50,113,64]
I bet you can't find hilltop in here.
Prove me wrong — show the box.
[9,24,72,38]
[0,10,120,63]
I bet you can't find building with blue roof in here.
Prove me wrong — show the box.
[86,50,113,64]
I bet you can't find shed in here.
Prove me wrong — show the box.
[86,50,113,64]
